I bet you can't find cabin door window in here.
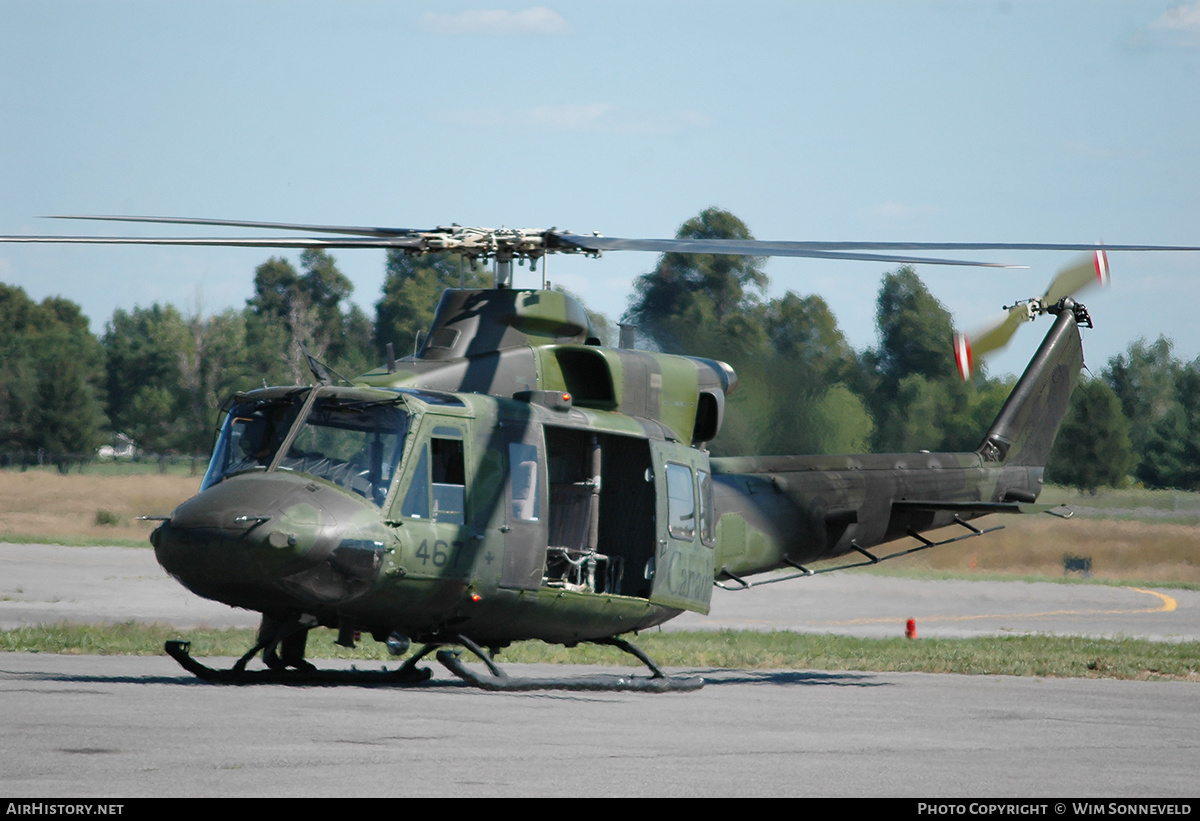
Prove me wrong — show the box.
[499,426,548,591]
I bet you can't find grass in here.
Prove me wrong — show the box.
[1046,484,1200,521]
[854,511,1200,585]
[14,459,209,478]
[0,469,200,547]
[2,622,1196,681]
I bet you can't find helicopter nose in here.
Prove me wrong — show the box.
[152,473,390,612]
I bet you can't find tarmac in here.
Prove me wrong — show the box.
[1,542,1197,798]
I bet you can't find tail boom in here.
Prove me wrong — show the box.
[710,303,1084,580]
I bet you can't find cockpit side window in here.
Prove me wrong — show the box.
[399,431,466,525]
[400,444,430,519]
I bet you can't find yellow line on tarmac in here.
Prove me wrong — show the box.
[1131,587,1177,612]
[831,587,1178,626]
[740,587,1179,628]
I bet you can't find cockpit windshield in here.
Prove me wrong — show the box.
[202,390,411,508]
[202,392,305,489]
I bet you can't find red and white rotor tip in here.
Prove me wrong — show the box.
[1093,249,1110,288]
[953,332,972,380]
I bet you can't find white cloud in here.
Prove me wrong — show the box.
[1150,3,1200,31]
[420,7,573,36]
[1141,2,1200,47]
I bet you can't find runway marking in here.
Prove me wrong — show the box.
[1132,587,1177,612]
[729,587,1180,628]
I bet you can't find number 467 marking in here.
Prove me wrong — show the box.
[415,539,460,568]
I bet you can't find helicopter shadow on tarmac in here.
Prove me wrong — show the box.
[0,658,886,692]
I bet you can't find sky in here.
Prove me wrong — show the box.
[2,0,1199,379]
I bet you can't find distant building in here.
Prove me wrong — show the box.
[97,433,137,459]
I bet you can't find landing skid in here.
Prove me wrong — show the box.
[437,635,705,692]
[163,634,704,692]
[164,640,433,685]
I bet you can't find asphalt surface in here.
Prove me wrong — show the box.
[3,542,1197,641]
[2,651,1197,798]
[1,542,1198,798]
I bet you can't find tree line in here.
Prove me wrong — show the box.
[623,208,1178,494]
[0,207,1184,491]
[0,247,486,467]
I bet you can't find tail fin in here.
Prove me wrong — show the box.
[978,302,1086,466]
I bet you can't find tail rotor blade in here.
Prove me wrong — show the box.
[953,331,974,381]
[953,306,1029,379]
[954,250,1111,380]
[1043,250,1110,305]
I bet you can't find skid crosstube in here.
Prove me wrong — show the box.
[163,636,704,692]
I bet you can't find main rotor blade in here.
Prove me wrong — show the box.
[0,235,429,249]
[550,233,1022,267]
[12,228,1022,267]
[553,232,1200,258]
[46,214,429,238]
[6,219,1198,266]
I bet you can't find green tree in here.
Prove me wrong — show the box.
[625,207,768,357]
[375,251,488,358]
[1167,362,1200,489]
[764,292,858,385]
[625,209,873,456]
[873,266,959,386]
[865,267,1008,453]
[1127,358,1200,490]
[246,250,374,382]
[0,285,106,467]
[1045,376,1135,492]
[104,304,256,455]
[752,293,873,455]
[180,308,256,450]
[0,284,42,453]
[1103,336,1184,487]
[104,304,190,451]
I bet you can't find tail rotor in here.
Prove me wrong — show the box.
[954,250,1108,380]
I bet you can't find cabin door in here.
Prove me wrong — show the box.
[498,421,548,590]
[390,420,471,579]
[647,441,715,614]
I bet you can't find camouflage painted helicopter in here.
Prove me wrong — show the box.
[5,217,1199,691]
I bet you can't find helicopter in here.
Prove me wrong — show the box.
[5,216,1200,691]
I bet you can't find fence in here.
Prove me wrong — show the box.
[0,450,210,476]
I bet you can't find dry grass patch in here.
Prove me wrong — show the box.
[0,470,201,546]
[873,515,1200,584]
